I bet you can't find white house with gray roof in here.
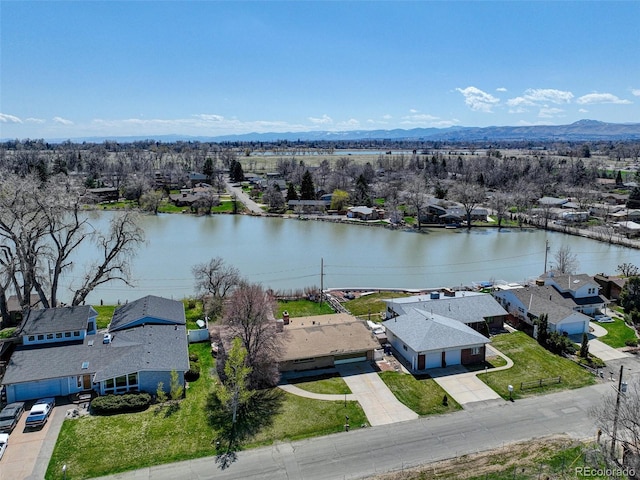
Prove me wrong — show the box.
[2,296,189,403]
[383,309,489,370]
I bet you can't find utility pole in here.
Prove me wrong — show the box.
[544,239,550,273]
[610,364,625,458]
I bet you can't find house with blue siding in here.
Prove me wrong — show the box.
[2,296,189,403]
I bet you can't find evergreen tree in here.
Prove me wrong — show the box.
[230,160,245,183]
[579,332,589,358]
[203,157,214,181]
[537,313,549,347]
[285,182,298,202]
[300,170,316,200]
[627,187,640,209]
[616,170,624,186]
[353,174,372,206]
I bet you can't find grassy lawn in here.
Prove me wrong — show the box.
[91,305,116,329]
[93,302,206,330]
[276,298,334,318]
[344,291,411,319]
[248,394,365,447]
[0,327,16,339]
[289,374,351,395]
[46,342,366,479]
[479,332,595,400]
[595,318,638,348]
[378,371,461,416]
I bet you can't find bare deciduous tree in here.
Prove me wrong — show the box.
[451,182,486,230]
[220,282,281,389]
[591,379,640,471]
[553,244,579,274]
[403,176,430,230]
[192,257,241,317]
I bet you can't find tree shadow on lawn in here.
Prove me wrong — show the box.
[207,388,284,470]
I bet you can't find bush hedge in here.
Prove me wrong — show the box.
[90,393,152,415]
[185,361,201,381]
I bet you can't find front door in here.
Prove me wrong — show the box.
[418,354,425,370]
[82,374,92,390]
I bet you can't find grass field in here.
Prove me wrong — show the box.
[479,332,595,400]
[46,342,366,479]
[276,298,335,318]
[344,291,412,319]
[378,371,461,416]
[596,318,638,348]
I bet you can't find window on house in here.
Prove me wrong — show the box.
[65,332,71,338]
[471,347,481,355]
[105,379,114,389]
[37,334,44,341]
[403,344,408,351]
[46,333,54,339]
[73,331,80,337]
[77,377,83,388]
[56,332,62,338]
[28,335,35,342]
[127,373,138,386]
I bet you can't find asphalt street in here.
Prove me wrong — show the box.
[94,356,640,480]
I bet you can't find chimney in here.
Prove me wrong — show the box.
[282,311,290,325]
[276,318,284,333]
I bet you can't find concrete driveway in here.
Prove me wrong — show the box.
[0,404,65,480]
[569,322,631,362]
[336,362,418,426]
[430,344,513,408]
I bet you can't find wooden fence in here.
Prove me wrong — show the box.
[520,376,562,390]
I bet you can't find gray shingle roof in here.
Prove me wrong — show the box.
[508,286,582,325]
[20,306,97,336]
[383,309,489,353]
[109,295,186,332]
[386,292,507,324]
[2,324,189,385]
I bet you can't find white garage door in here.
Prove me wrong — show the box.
[445,350,462,366]
[13,379,63,402]
[426,352,441,369]
[558,321,586,335]
[334,355,367,365]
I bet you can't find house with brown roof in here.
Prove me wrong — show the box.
[277,313,380,372]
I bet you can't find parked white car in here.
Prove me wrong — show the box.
[594,314,614,323]
[25,398,55,429]
[0,433,8,460]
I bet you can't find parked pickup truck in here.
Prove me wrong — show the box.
[25,398,55,428]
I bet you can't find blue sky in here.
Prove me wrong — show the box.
[1,1,639,140]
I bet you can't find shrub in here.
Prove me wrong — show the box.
[90,393,152,415]
[189,352,200,363]
[185,361,201,381]
[545,331,576,355]
[625,338,639,347]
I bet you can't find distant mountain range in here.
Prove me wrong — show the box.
[28,119,640,144]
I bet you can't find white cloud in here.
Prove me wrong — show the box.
[409,108,419,113]
[579,108,588,113]
[0,113,23,123]
[53,116,74,125]
[308,114,333,125]
[632,89,640,97]
[337,118,360,128]
[576,93,631,105]
[538,107,564,118]
[25,117,45,124]
[382,114,392,120]
[496,87,507,92]
[193,114,225,122]
[508,88,574,107]
[456,86,500,112]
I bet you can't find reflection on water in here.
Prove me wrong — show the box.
[65,213,640,304]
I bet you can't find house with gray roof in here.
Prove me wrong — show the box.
[492,284,591,335]
[537,271,606,315]
[384,291,508,333]
[383,309,489,370]
[2,296,189,403]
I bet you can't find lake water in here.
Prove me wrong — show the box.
[63,213,640,305]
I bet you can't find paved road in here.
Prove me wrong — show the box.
[93,360,640,480]
[223,177,264,214]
